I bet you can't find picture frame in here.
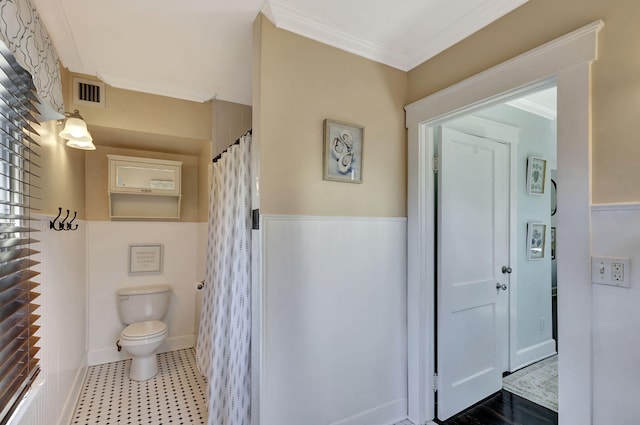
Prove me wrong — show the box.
[323,119,364,183]
[526,156,547,195]
[129,243,163,274]
[527,223,546,260]
[550,179,557,216]
[551,227,556,260]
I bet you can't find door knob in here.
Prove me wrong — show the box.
[502,266,512,274]
[496,282,507,291]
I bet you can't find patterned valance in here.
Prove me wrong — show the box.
[0,0,64,120]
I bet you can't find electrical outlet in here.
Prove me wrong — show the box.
[592,256,631,288]
[612,262,624,281]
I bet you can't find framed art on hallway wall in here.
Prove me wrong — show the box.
[527,156,547,195]
[527,223,546,260]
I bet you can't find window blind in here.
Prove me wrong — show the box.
[0,41,42,424]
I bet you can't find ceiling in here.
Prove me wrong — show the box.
[33,0,529,106]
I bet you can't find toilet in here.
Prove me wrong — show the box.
[117,284,171,381]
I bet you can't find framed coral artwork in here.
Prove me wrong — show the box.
[323,119,364,183]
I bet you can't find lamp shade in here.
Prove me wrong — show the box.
[59,117,90,140]
[65,133,96,150]
[66,140,96,150]
[59,109,96,150]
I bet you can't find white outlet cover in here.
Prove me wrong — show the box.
[591,256,631,288]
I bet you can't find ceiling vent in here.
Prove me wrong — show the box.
[73,77,106,108]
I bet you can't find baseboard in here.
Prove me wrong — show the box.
[511,339,556,372]
[88,334,196,366]
[57,354,88,425]
[160,334,196,354]
[329,398,406,425]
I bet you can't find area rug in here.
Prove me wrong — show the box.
[503,355,558,412]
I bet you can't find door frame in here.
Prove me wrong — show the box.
[405,21,603,424]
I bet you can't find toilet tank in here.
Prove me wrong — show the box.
[117,284,171,324]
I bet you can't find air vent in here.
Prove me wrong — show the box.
[73,77,106,108]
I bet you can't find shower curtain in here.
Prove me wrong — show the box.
[197,132,251,425]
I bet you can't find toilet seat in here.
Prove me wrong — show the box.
[121,320,167,340]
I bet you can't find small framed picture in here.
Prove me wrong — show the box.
[323,119,364,183]
[551,227,556,260]
[527,222,546,260]
[129,243,163,274]
[527,156,547,195]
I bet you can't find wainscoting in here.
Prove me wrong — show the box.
[258,215,407,425]
[14,215,87,425]
[86,221,206,365]
[591,203,640,424]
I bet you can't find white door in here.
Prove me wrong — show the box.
[437,127,511,420]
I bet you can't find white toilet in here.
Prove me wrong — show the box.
[117,284,171,381]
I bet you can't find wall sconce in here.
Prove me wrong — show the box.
[59,109,96,150]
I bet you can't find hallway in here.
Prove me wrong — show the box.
[434,390,558,425]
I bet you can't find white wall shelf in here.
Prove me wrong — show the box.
[107,155,182,220]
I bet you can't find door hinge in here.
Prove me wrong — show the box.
[433,155,439,173]
[252,209,260,230]
[433,372,438,392]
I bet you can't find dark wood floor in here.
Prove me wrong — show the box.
[434,390,558,425]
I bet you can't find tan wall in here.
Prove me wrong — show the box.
[196,100,252,222]
[35,120,87,219]
[63,70,212,142]
[407,0,639,203]
[84,146,199,221]
[255,15,407,216]
[198,142,213,222]
[212,100,252,156]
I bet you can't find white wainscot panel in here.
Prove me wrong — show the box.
[260,216,408,425]
[87,221,203,365]
[591,206,640,425]
[16,216,88,425]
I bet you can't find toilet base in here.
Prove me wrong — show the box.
[129,353,158,381]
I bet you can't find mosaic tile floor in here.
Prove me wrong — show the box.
[71,347,414,425]
[71,348,207,424]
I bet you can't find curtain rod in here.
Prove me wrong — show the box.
[212,129,252,163]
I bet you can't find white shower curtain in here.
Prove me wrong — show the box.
[197,133,251,425]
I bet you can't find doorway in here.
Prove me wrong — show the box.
[434,88,558,420]
[405,21,602,425]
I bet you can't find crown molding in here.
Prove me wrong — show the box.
[32,0,84,71]
[264,0,529,72]
[264,1,410,70]
[96,72,216,103]
[506,97,557,120]
[404,0,529,70]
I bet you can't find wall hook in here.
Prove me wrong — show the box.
[49,207,62,230]
[67,211,78,230]
[50,207,79,231]
[58,209,70,231]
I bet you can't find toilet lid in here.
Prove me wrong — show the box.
[122,320,167,340]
